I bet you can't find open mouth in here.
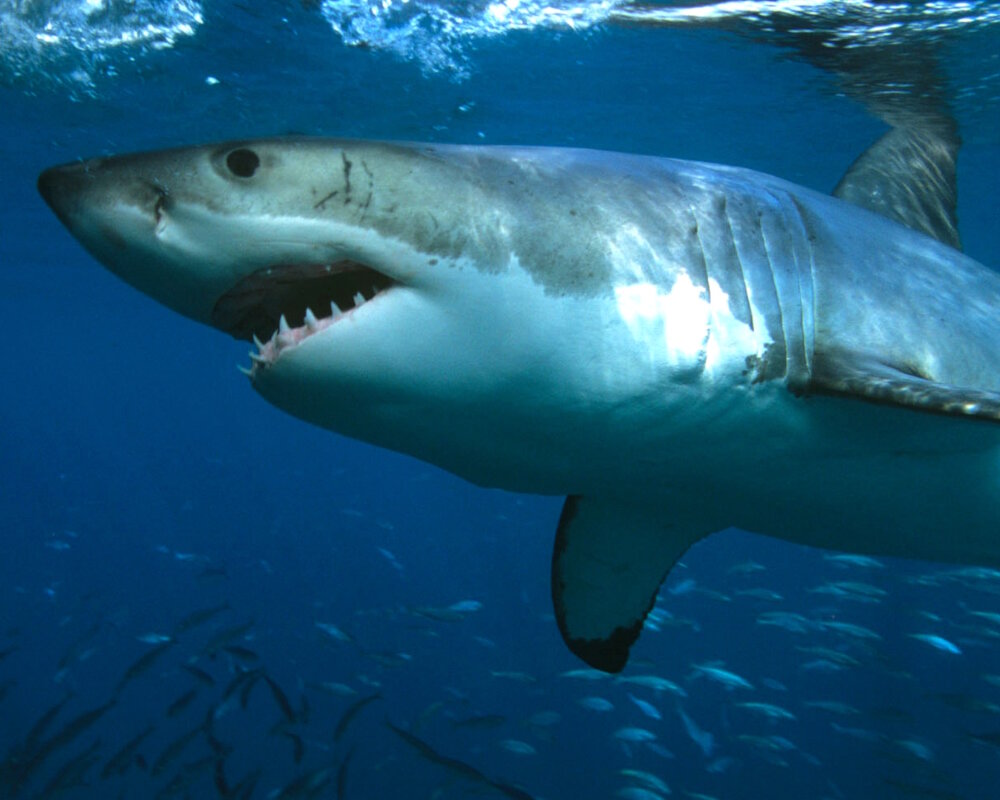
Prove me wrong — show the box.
[211,260,395,371]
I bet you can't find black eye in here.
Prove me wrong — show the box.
[226,148,260,178]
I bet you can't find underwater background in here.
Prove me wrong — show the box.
[2,2,999,798]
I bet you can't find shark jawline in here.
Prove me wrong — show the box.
[210,259,396,343]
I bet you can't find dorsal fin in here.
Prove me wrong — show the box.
[833,124,961,251]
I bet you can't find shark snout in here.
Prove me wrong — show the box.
[37,160,103,224]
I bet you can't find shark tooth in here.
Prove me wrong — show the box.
[304,307,319,330]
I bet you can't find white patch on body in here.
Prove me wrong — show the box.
[613,271,766,382]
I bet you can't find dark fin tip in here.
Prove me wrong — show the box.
[566,622,644,674]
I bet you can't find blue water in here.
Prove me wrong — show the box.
[2,2,1000,798]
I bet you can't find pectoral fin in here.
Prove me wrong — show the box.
[810,349,1000,422]
[551,495,706,673]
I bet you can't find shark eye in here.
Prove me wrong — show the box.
[226,148,260,178]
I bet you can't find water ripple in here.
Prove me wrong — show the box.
[0,0,203,97]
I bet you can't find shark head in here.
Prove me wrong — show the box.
[37,138,647,490]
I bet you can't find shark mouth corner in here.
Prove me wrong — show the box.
[211,260,396,372]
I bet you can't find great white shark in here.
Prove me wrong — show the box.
[37,129,1000,672]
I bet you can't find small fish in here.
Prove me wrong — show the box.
[795,646,859,667]
[667,578,697,596]
[337,746,355,799]
[617,675,687,696]
[909,633,962,654]
[387,721,537,800]
[627,694,662,720]
[116,642,176,693]
[269,765,335,797]
[614,727,657,743]
[173,603,230,635]
[895,738,934,762]
[734,702,796,721]
[282,730,306,765]
[965,610,1000,626]
[151,723,205,776]
[559,668,609,680]
[22,694,74,754]
[619,768,670,795]
[689,663,754,691]
[735,588,784,601]
[44,539,72,551]
[499,739,537,755]
[221,667,262,704]
[727,560,767,575]
[966,731,1000,748]
[181,664,216,686]
[410,605,471,622]
[706,757,735,774]
[447,600,483,613]
[756,612,816,634]
[167,688,199,717]
[201,621,255,657]
[378,547,404,571]
[677,706,714,758]
[334,693,381,741]
[101,724,155,778]
[578,696,614,712]
[263,675,297,723]
[821,621,881,640]
[799,658,845,672]
[37,739,102,798]
[802,700,861,715]
[309,680,357,697]
[736,733,797,752]
[315,621,352,642]
[824,554,884,568]
[137,633,173,645]
[173,551,210,564]
[831,723,886,743]
[223,644,260,663]
[645,742,676,760]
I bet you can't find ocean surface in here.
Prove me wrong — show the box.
[2,2,1000,798]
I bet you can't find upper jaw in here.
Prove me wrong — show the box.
[210,258,397,343]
